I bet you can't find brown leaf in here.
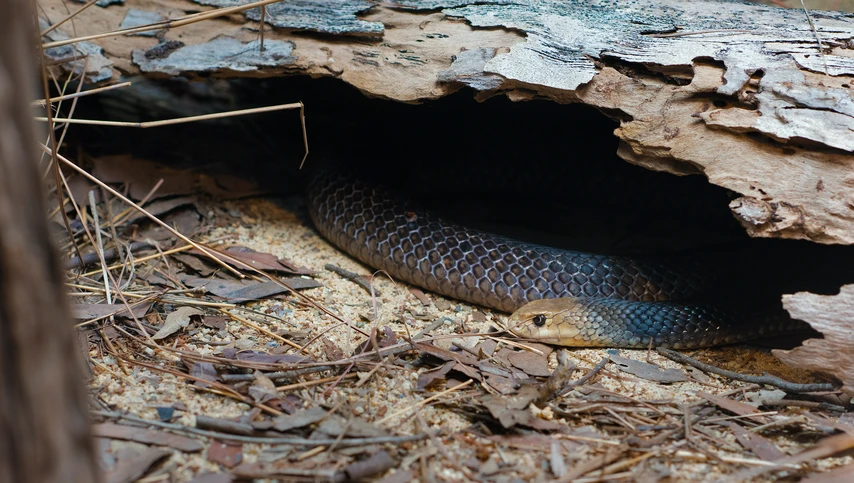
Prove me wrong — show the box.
[561,447,624,482]
[696,391,768,423]
[342,450,395,480]
[726,421,785,461]
[481,355,527,380]
[179,275,320,301]
[189,361,218,388]
[196,415,254,436]
[196,246,312,275]
[452,362,483,383]
[273,407,328,432]
[321,337,344,361]
[508,349,552,377]
[187,473,233,483]
[375,469,415,483]
[207,441,243,468]
[799,462,854,483]
[138,209,201,241]
[609,353,688,383]
[728,434,854,482]
[379,326,398,347]
[93,423,204,452]
[805,413,854,436]
[229,246,313,275]
[104,447,171,483]
[124,196,196,225]
[248,371,278,403]
[315,416,389,438]
[774,285,854,397]
[408,287,431,306]
[416,342,479,365]
[434,298,451,311]
[483,372,521,395]
[201,315,228,331]
[173,253,217,277]
[481,385,541,428]
[69,301,154,320]
[478,338,498,358]
[152,306,203,339]
[416,361,456,391]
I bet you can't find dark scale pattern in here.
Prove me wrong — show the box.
[306,170,708,313]
[509,298,809,349]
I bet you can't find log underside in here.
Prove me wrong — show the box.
[40,0,854,244]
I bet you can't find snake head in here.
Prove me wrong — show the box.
[507,298,588,345]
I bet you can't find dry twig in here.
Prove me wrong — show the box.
[656,348,836,393]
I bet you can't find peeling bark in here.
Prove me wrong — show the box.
[775,286,854,397]
[38,0,854,244]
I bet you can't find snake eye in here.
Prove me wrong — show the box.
[532,314,546,327]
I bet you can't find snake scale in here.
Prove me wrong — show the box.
[306,168,807,348]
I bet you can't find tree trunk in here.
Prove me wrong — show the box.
[0,0,101,481]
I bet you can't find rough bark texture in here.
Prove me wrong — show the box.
[38,0,854,244]
[774,286,854,397]
[0,0,101,481]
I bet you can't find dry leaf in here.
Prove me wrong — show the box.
[321,337,344,361]
[315,415,389,438]
[187,473,233,483]
[70,301,154,320]
[173,253,217,277]
[416,361,456,391]
[508,349,552,377]
[207,441,243,468]
[696,391,768,423]
[608,353,688,383]
[152,306,203,339]
[188,246,312,275]
[104,447,171,483]
[179,275,320,301]
[481,385,542,428]
[341,450,395,481]
[408,287,431,306]
[189,361,218,388]
[248,371,278,403]
[273,407,328,432]
[93,423,204,452]
[375,469,415,483]
[201,315,228,331]
[726,421,785,461]
[123,196,196,225]
[196,415,254,436]
[798,462,854,483]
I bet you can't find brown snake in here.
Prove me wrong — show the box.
[306,168,807,348]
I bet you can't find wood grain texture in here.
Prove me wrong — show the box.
[775,285,854,397]
[0,0,101,480]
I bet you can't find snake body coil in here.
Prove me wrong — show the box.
[306,169,804,348]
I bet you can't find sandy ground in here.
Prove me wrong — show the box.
[90,195,852,482]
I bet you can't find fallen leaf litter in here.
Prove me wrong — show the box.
[70,189,853,482]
